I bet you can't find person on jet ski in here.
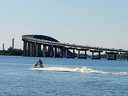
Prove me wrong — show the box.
[34,58,44,68]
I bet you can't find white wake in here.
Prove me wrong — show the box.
[31,66,128,76]
[31,66,99,73]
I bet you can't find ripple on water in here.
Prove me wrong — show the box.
[0,56,128,96]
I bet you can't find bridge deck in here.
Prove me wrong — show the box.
[22,35,128,53]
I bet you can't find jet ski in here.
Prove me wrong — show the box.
[32,58,97,73]
[33,58,44,68]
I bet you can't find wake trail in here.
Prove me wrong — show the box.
[31,66,128,76]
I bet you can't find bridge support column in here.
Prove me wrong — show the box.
[125,52,128,60]
[84,50,87,59]
[58,47,62,57]
[127,53,128,60]
[61,47,68,58]
[77,49,88,59]
[61,47,65,58]
[65,48,68,58]
[98,52,100,59]
[35,43,38,57]
[90,50,103,59]
[42,45,47,57]
[38,44,41,57]
[59,47,63,58]
[23,41,27,56]
[32,43,36,57]
[66,48,76,58]
[24,42,30,56]
[28,43,30,56]
[48,45,54,57]
[47,45,50,57]
[35,43,41,57]
[77,50,80,58]
[106,52,118,60]
[72,49,76,58]
[29,43,33,57]
[53,47,58,58]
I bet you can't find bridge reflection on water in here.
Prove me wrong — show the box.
[22,35,128,60]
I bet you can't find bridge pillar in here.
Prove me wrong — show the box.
[90,50,103,59]
[31,43,36,57]
[59,47,63,58]
[42,45,47,57]
[31,43,34,56]
[35,43,38,57]
[106,52,118,60]
[47,45,54,57]
[61,47,68,58]
[61,47,65,58]
[47,45,50,57]
[53,46,58,57]
[47,45,53,57]
[23,41,27,56]
[25,42,30,56]
[58,47,62,57]
[65,48,68,58]
[77,50,80,58]
[66,48,76,58]
[28,42,30,56]
[56,47,61,57]
[72,48,76,58]
[77,49,88,59]
[84,50,87,59]
[127,53,128,60]
[29,43,33,57]
[38,44,41,57]
[124,52,128,60]
[35,43,41,57]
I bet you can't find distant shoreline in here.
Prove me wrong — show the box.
[0,50,128,61]
[0,48,23,56]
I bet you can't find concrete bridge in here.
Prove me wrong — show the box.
[22,35,128,60]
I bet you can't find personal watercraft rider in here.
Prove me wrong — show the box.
[33,58,44,68]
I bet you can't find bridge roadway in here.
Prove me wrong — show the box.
[22,35,128,60]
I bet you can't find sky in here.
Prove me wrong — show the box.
[0,0,128,50]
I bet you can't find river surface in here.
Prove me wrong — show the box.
[0,56,128,96]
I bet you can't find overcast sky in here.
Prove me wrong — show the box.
[0,0,128,50]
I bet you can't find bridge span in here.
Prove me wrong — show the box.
[22,35,128,60]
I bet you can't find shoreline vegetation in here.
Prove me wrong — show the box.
[0,47,23,56]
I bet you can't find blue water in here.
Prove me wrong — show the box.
[0,56,128,96]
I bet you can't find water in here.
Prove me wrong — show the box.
[0,56,128,96]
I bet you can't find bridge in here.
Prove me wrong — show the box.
[22,35,128,60]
